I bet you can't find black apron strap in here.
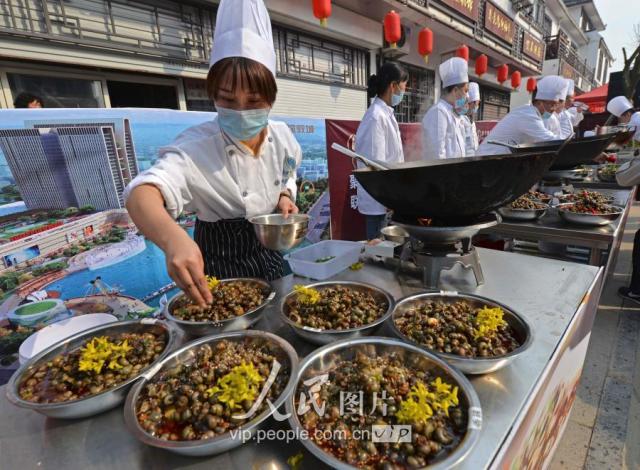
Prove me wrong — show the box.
[194,218,284,281]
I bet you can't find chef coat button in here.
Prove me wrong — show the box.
[274,179,280,186]
[242,191,248,197]
[228,149,236,156]
[268,137,273,143]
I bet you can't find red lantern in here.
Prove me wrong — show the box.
[475,54,488,77]
[418,28,433,64]
[312,0,332,27]
[526,77,537,94]
[511,71,522,90]
[497,64,509,84]
[456,44,469,62]
[384,11,402,48]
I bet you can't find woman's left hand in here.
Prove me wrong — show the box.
[278,195,299,219]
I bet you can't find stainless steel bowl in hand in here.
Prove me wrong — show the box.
[6,319,183,419]
[390,292,532,375]
[164,278,275,337]
[286,337,482,470]
[280,281,395,345]
[249,214,309,251]
[123,330,299,457]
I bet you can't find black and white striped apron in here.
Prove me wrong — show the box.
[194,218,284,281]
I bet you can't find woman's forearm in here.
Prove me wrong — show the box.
[125,184,187,250]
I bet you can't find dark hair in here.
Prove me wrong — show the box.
[367,62,408,99]
[207,57,277,105]
[442,83,466,94]
[14,92,43,108]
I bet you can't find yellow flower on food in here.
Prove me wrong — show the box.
[474,306,506,339]
[205,362,264,411]
[294,285,320,305]
[78,336,132,375]
[396,378,460,424]
[206,275,220,291]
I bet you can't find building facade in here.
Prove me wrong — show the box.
[0,0,597,122]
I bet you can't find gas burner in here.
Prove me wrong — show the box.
[382,212,500,289]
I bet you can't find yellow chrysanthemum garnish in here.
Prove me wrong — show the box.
[396,377,460,424]
[294,285,321,305]
[206,275,220,291]
[474,306,506,339]
[204,362,264,411]
[78,336,132,375]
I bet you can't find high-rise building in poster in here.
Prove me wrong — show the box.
[0,121,135,211]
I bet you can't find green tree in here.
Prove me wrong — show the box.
[79,205,96,214]
[64,207,79,217]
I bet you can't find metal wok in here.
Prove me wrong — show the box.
[353,150,558,221]
[494,135,616,170]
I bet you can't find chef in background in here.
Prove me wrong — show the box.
[422,57,469,160]
[544,77,569,138]
[476,75,563,155]
[561,79,584,134]
[606,96,640,143]
[461,82,480,156]
[355,62,408,239]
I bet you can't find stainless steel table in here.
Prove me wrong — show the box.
[481,188,634,269]
[0,249,602,470]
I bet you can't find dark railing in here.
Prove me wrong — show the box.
[0,0,214,65]
[544,34,596,85]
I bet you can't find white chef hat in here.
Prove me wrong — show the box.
[468,82,480,102]
[440,57,469,88]
[535,75,567,101]
[565,79,575,97]
[210,0,276,77]
[607,96,634,117]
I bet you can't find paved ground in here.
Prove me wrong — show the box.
[551,204,640,470]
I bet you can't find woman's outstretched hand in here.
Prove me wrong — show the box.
[165,230,213,307]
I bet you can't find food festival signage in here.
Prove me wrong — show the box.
[522,31,545,62]
[436,0,480,21]
[484,1,515,44]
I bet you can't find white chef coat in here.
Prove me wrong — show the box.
[422,99,466,160]
[460,115,479,156]
[124,119,302,222]
[476,105,558,155]
[354,97,404,215]
[558,109,575,139]
[568,107,584,127]
[545,112,562,138]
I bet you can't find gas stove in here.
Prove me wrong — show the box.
[380,213,501,289]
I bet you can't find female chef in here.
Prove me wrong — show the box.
[355,62,408,239]
[124,0,301,306]
[461,82,480,156]
[422,57,469,160]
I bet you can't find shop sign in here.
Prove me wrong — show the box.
[561,62,579,81]
[522,32,544,62]
[436,0,480,21]
[484,1,514,44]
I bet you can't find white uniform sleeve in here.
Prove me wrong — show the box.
[123,151,194,219]
[538,115,562,141]
[356,118,388,162]
[285,140,302,200]
[568,107,584,127]
[423,108,448,160]
[630,113,640,142]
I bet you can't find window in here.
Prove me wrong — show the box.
[392,63,435,123]
[183,78,215,112]
[479,87,510,121]
[8,73,104,108]
[543,15,553,36]
[274,26,369,89]
[580,8,594,32]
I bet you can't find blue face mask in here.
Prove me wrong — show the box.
[542,111,552,120]
[391,91,405,107]
[216,106,270,140]
[454,97,468,115]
